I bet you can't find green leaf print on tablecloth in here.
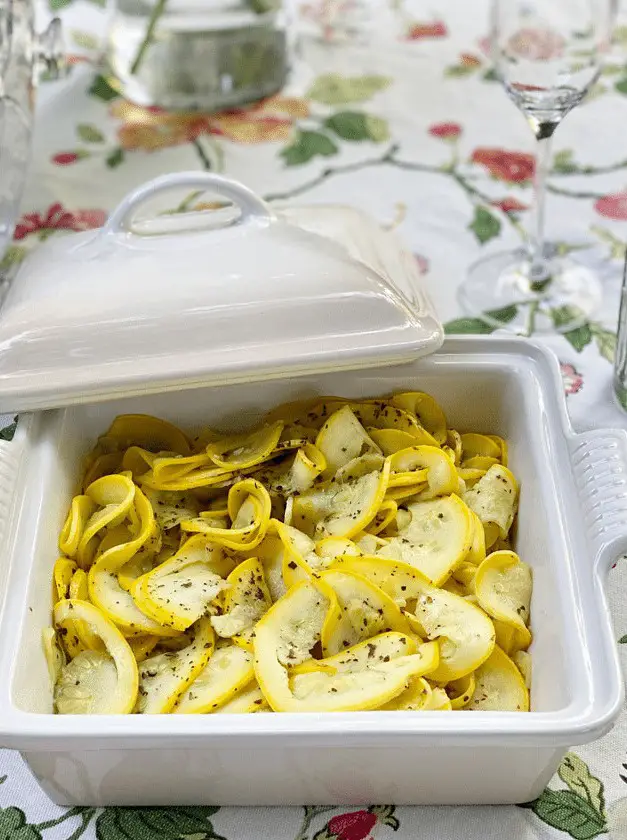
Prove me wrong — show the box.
[0,807,42,840]
[468,205,501,244]
[281,130,339,166]
[307,75,391,105]
[521,753,607,839]
[95,806,224,840]
[324,112,390,142]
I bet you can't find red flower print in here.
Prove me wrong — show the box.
[594,192,627,220]
[52,152,81,166]
[429,122,462,140]
[471,148,535,183]
[315,806,399,840]
[560,362,583,396]
[13,203,106,240]
[477,36,491,56]
[460,53,482,68]
[414,254,429,275]
[492,197,528,214]
[327,811,377,840]
[406,20,448,40]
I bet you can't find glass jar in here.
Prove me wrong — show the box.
[107,0,290,111]
[0,2,63,261]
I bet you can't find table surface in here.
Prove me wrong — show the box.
[2,1,627,837]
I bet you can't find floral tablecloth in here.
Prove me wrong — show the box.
[2,0,627,837]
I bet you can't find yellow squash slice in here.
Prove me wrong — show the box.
[133,536,230,631]
[206,421,284,470]
[292,462,389,540]
[53,558,77,603]
[467,645,529,711]
[174,644,255,713]
[391,392,447,444]
[422,686,452,710]
[315,406,381,478]
[288,634,437,712]
[378,495,473,585]
[211,557,272,640]
[329,555,429,605]
[463,465,518,549]
[77,474,137,569]
[460,433,501,462]
[414,586,495,682]
[59,496,96,558]
[98,414,192,456]
[42,627,66,684]
[380,676,432,710]
[388,446,458,501]
[367,428,425,455]
[447,672,476,709]
[143,487,200,531]
[137,616,215,713]
[215,680,269,713]
[475,550,532,650]
[513,650,532,689]
[318,569,410,656]
[53,599,138,714]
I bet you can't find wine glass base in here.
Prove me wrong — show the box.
[458,249,602,334]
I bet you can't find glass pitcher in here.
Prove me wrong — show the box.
[107,0,290,111]
[0,1,63,260]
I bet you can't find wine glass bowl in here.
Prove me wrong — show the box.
[458,0,614,334]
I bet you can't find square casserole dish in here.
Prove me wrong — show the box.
[0,335,624,807]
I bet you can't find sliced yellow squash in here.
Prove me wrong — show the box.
[467,645,529,711]
[391,392,447,444]
[206,421,284,470]
[133,536,230,632]
[380,676,432,710]
[318,568,410,656]
[292,462,389,540]
[463,465,518,549]
[475,550,532,650]
[315,406,381,479]
[137,616,215,714]
[378,495,472,585]
[414,586,495,682]
[53,599,138,714]
[215,680,269,713]
[59,496,96,559]
[211,557,272,641]
[174,644,255,713]
[99,414,191,456]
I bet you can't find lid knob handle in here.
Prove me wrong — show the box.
[104,172,274,236]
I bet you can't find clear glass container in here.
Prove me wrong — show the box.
[107,0,290,111]
[0,2,63,261]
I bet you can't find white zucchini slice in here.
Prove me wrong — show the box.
[378,495,473,585]
[137,616,215,714]
[475,550,532,650]
[133,536,230,631]
[53,599,138,714]
[463,465,518,549]
[315,406,381,478]
[318,569,410,656]
[414,586,495,682]
[174,645,255,713]
[211,557,272,639]
[467,645,529,711]
[292,463,389,540]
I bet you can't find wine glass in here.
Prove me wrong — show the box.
[458,0,615,333]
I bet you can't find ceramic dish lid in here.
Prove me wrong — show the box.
[0,172,443,412]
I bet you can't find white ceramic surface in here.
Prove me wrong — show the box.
[0,337,624,806]
[0,172,442,412]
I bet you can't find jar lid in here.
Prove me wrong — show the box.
[0,173,443,412]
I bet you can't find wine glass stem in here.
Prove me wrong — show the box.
[529,134,552,285]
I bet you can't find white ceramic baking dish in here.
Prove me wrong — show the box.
[0,174,623,807]
[0,336,624,806]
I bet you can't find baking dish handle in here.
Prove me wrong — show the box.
[569,427,627,565]
[103,172,274,236]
